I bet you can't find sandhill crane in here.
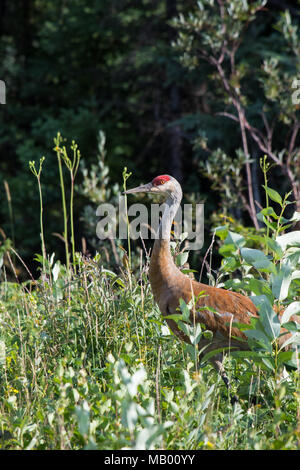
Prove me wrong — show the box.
[125,174,296,401]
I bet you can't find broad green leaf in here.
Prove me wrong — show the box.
[280,301,300,324]
[251,295,281,340]
[127,368,147,397]
[276,231,300,251]
[271,262,292,301]
[285,248,300,267]
[221,256,240,272]
[290,211,300,223]
[182,370,197,394]
[178,320,193,337]
[179,298,191,321]
[244,234,282,257]
[214,225,229,240]
[134,421,172,450]
[176,251,189,267]
[262,185,282,204]
[224,231,245,247]
[118,363,147,398]
[277,350,300,368]
[52,262,60,282]
[244,329,271,350]
[292,270,300,280]
[257,213,278,231]
[219,243,237,257]
[181,268,198,275]
[75,401,90,436]
[241,247,275,272]
[277,223,293,234]
[277,350,294,365]
[265,238,283,258]
[279,332,300,351]
[259,206,278,219]
[164,313,184,322]
[189,322,202,346]
[280,321,300,332]
[245,278,274,300]
[261,356,275,371]
[122,401,138,432]
[185,344,199,363]
[0,340,5,366]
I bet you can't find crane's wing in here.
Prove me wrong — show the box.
[164,278,257,344]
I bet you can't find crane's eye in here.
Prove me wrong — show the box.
[159,180,165,185]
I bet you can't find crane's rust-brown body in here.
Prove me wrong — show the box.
[149,238,257,355]
[149,239,298,355]
[126,174,298,400]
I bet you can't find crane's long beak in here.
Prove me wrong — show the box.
[124,182,153,194]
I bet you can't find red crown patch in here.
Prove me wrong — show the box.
[152,175,171,186]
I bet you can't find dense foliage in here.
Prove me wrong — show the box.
[0,0,300,450]
[0,0,299,270]
[0,181,299,449]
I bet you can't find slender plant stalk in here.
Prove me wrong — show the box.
[4,180,15,249]
[4,180,16,265]
[69,142,81,272]
[54,134,81,274]
[123,167,132,273]
[57,154,70,272]
[274,192,292,241]
[37,175,46,264]
[54,134,70,273]
[261,156,270,254]
[155,344,162,424]
[70,174,75,268]
[29,157,46,272]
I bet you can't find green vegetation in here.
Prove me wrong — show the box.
[1,0,300,270]
[0,0,299,450]
[0,137,300,449]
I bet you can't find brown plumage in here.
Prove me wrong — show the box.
[125,174,298,400]
[149,239,257,347]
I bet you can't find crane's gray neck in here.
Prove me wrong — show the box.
[158,191,182,240]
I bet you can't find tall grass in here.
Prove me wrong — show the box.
[54,134,70,273]
[0,142,299,450]
[0,254,299,450]
[29,157,46,272]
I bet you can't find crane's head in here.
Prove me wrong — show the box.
[124,175,182,200]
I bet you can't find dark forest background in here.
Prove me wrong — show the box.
[0,0,299,276]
